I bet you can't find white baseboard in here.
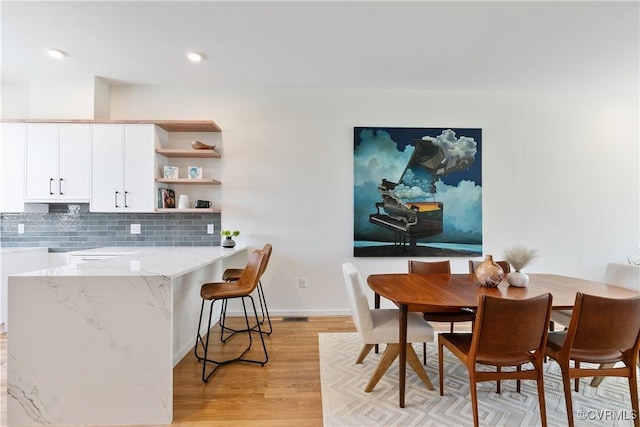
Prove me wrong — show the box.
[223,309,351,317]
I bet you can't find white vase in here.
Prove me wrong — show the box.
[507,271,529,287]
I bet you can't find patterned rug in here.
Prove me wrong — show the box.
[319,333,638,427]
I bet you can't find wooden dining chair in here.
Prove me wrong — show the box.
[545,292,640,427]
[342,263,435,392]
[550,262,640,363]
[439,293,553,427]
[590,263,640,387]
[194,249,269,383]
[409,260,475,365]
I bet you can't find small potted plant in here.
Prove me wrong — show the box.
[502,245,538,287]
[220,230,240,248]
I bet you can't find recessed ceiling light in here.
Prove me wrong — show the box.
[187,52,203,62]
[47,49,65,59]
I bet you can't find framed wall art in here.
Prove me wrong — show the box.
[353,127,482,257]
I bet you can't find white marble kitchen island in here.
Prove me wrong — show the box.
[7,246,247,426]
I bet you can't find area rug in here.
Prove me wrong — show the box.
[319,333,637,427]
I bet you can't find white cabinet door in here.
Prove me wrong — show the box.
[25,123,90,202]
[90,124,155,212]
[58,124,90,201]
[0,123,26,212]
[25,123,58,200]
[123,125,155,212]
[91,124,124,212]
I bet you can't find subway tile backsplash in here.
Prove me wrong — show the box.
[0,204,221,252]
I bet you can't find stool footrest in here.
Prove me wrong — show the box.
[194,294,269,383]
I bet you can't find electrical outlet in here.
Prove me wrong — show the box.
[299,277,308,288]
[130,224,141,234]
[207,224,214,234]
[130,260,141,271]
[18,224,24,234]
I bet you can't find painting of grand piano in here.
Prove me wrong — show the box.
[354,127,482,257]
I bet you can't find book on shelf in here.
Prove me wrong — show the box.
[158,188,175,208]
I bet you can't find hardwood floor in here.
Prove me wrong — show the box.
[0,316,357,427]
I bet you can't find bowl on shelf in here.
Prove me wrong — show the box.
[191,140,216,150]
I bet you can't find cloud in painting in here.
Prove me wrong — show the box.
[354,129,413,186]
[422,129,477,172]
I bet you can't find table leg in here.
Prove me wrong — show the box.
[399,303,408,408]
[375,293,381,354]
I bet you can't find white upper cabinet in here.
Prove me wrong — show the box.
[25,123,90,202]
[0,123,27,212]
[2,119,220,213]
[91,124,155,212]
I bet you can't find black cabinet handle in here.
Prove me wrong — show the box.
[59,178,64,195]
[124,191,129,208]
[115,191,119,208]
[49,178,54,195]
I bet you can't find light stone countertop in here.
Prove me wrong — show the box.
[14,246,247,278]
[0,247,48,255]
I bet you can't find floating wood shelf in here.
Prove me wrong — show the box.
[155,149,220,158]
[155,178,221,185]
[1,119,221,132]
[155,208,221,213]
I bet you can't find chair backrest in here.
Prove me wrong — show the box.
[563,292,640,356]
[408,260,451,274]
[604,263,640,291]
[471,293,552,355]
[258,243,273,277]
[469,259,511,275]
[342,263,374,337]
[237,249,266,293]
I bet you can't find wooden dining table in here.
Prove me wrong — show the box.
[367,272,640,408]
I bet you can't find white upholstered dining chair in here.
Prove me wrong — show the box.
[550,262,640,330]
[341,263,435,392]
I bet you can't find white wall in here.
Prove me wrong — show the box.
[29,77,97,119]
[109,86,639,315]
[1,82,30,118]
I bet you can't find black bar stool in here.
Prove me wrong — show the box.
[194,249,269,382]
[220,243,273,340]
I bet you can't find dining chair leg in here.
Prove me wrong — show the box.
[591,362,616,387]
[365,343,400,392]
[423,342,427,365]
[469,371,480,427]
[559,362,575,427]
[517,365,522,393]
[438,339,445,396]
[406,344,434,390]
[355,344,375,364]
[574,361,580,392]
[629,364,640,427]
[535,361,548,427]
[496,366,501,394]
[365,343,433,392]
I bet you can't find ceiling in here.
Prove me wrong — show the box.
[1,1,638,93]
